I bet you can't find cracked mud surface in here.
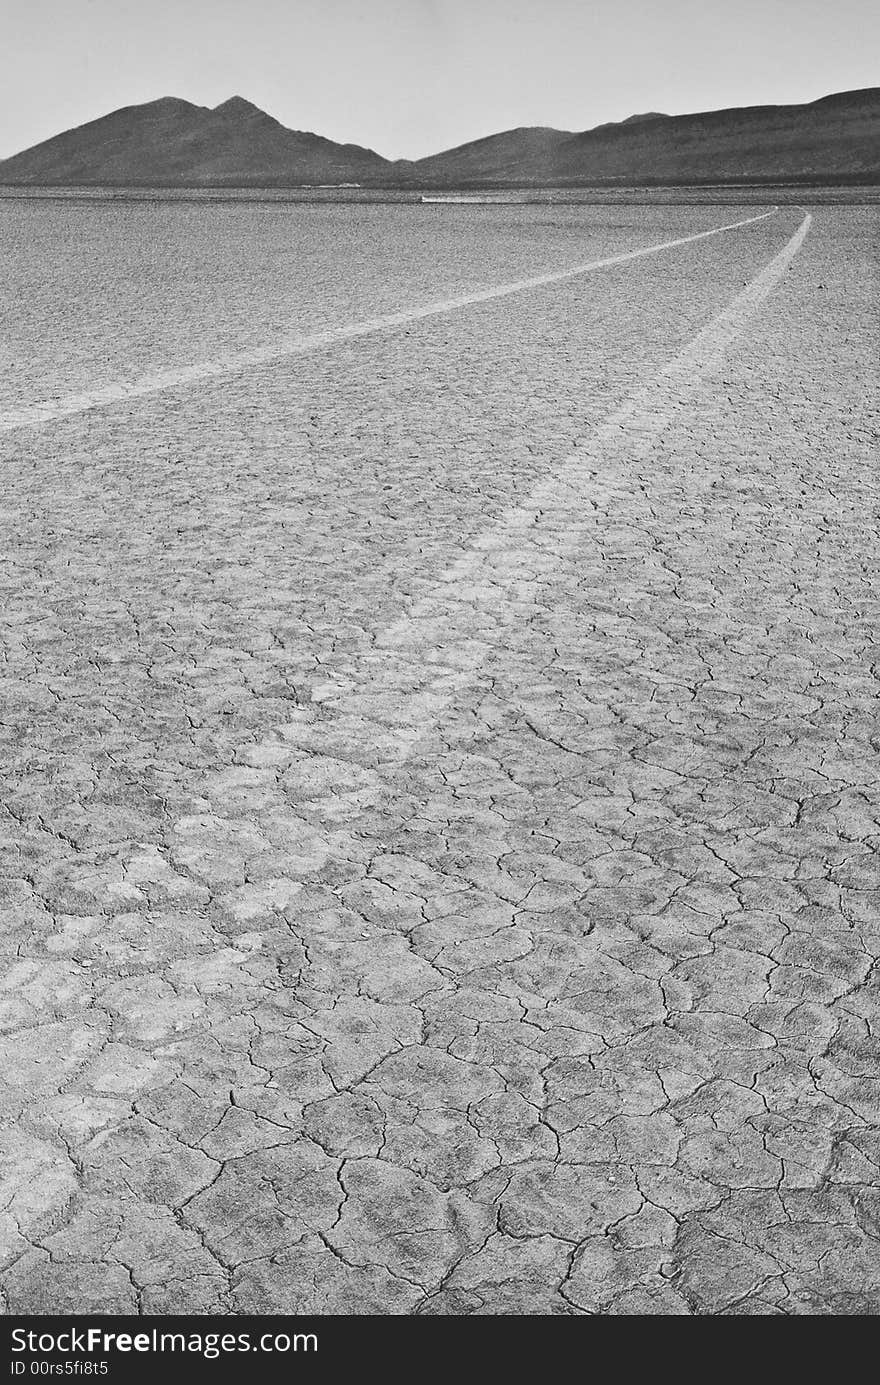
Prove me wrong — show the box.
[0,201,878,1314]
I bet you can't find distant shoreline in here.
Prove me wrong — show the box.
[2,181,878,209]
[1,172,878,191]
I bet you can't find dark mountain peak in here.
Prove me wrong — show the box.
[213,96,268,119]
[0,91,389,185]
[621,111,669,124]
[413,85,880,185]
[809,86,880,110]
[73,95,202,132]
[587,110,669,135]
[141,96,201,114]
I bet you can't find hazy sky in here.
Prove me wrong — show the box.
[3,0,878,159]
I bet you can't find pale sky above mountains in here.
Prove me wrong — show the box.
[4,0,879,160]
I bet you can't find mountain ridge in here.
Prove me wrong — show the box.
[0,95,393,186]
[410,88,880,184]
[1,87,877,186]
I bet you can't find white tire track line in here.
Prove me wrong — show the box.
[0,207,777,434]
[305,211,811,768]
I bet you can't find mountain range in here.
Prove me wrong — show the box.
[1,88,877,187]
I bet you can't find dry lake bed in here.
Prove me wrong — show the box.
[0,196,878,1315]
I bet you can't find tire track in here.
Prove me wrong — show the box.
[0,208,777,434]
[300,211,812,771]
